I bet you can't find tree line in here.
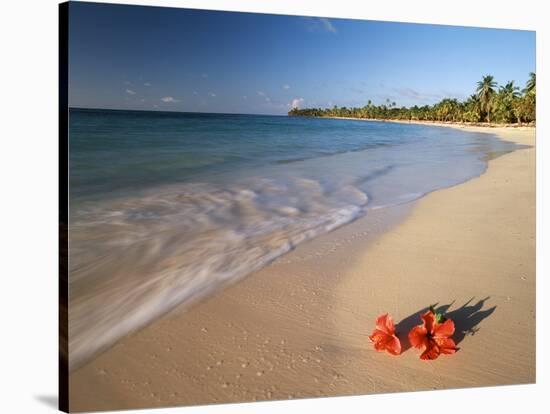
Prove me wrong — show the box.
[288,73,536,125]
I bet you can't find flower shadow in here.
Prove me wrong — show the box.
[396,297,496,352]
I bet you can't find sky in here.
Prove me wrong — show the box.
[68,2,536,115]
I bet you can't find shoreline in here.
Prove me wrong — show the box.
[69,126,535,412]
[303,115,536,130]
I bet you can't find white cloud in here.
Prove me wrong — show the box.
[303,17,337,34]
[283,84,290,90]
[193,91,198,95]
[209,92,217,97]
[144,82,151,87]
[257,91,266,96]
[201,73,208,78]
[290,98,305,109]
[161,96,179,103]
[243,95,248,100]
[319,18,337,33]
[126,89,136,95]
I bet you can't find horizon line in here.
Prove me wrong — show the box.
[69,106,289,117]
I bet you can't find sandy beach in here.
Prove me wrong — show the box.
[69,126,535,412]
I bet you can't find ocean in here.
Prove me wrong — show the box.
[68,108,521,368]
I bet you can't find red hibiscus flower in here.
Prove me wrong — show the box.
[369,313,401,355]
[408,309,457,360]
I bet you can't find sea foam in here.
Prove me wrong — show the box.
[69,176,368,369]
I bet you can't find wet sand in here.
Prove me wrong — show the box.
[69,126,535,412]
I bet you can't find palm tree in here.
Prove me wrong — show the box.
[524,72,536,95]
[519,72,536,123]
[492,81,520,123]
[463,94,482,122]
[476,75,497,122]
[288,72,535,124]
[500,81,520,99]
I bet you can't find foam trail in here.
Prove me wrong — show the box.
[69,177,368,369]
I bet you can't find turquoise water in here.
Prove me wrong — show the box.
[68,108,521,368]
[70,109,440,201]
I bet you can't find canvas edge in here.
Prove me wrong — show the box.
[59,1,69,412]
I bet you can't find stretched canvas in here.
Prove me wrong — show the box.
[59,1,536,412]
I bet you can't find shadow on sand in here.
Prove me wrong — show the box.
[395,297,496,352]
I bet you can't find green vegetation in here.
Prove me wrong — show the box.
[288,73,536,125]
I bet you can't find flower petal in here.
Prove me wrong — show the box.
[420,340,440,360]
[369,329,387,344]
[386,335,402,355]
[375,313,395,335]
[373,338,388,351]
[370,325,402,355]
[421,311,436,335]
[434,318,455,339]
[408,325,428,349]
[372,334,394,352]
[435,337,457,355]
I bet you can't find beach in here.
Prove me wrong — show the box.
[69,126,535,412]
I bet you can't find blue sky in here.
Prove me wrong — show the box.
[68,2,536,115]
